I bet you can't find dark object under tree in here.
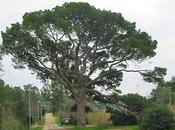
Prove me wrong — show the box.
[111,111,137,125]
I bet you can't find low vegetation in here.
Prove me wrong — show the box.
[0,79,44,130]
[139,105,174,130]
[86,112,112,125]
[69,125,139,130]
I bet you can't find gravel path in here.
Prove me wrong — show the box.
[43,113,68,130]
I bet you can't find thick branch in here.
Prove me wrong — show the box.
[119,69,146,74]
[86,69,114,87]
[85,89,116,103]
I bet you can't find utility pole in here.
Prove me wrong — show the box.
[28,86,32,130]
[169,87,173,109]
[40,104,42,125]
[38,101,40,124]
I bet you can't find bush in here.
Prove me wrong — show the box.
[0,105,2,129]
[111,111,137,125]
[86,112,112,125]
[139,105,174,130]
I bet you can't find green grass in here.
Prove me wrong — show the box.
[33,127,43,130]
[68,125,139,130]
[55,115,61,126]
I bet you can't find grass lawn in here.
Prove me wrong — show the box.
[33,127,43,130]
[32,124,44,130]
[67,125,139,130]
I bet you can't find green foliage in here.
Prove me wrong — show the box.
[55,114,61,126]
[41,82,64,113]
[1,115,26,130]
[12,87,28,122]
[151,87,172,104]
[33,127,43,130]
[0,104,2,129]
[119,94,150,116]
[0,80,14,129]
[110,111,137,126]
[86,112,112,125]
[139,105,174,130]
[141,67,167,85]
[107,94,149,126]
[33,116,45,130]
[150,77,175,109]
[0,80,42,129]
[164,77,175,91]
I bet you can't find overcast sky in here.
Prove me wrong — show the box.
[0,0,175,96]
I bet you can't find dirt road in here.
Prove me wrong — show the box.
[43,113,67,130]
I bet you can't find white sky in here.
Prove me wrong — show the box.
[0,0,175,96]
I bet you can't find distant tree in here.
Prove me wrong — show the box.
[151,87,172,104]
[150,77,175,109]
[119,94,149,116]
[107,94,149,125]
[1,2,166,127]
[12,87,28,122]
[139,105,174,130]
[41,82,64,113]
[0,81,34,129]
[0,80,4,129]
[23,84,41,101]
[0,105,2,130]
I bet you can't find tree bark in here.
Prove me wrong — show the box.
[75,93,86,127]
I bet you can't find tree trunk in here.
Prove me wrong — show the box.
[75,94,86,127]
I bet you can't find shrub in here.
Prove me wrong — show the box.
[139,105,174,130]
[86,112,112,125]
[0,105,2,129]
[111,111,137,125]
